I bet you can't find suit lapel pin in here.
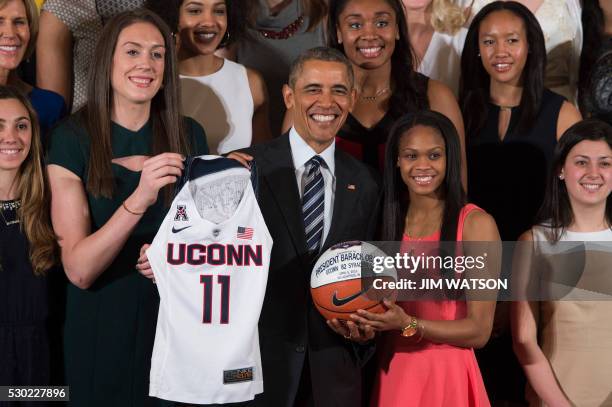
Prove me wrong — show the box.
[347,184,356,190]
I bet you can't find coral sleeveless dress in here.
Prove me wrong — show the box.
[371,204,491,407]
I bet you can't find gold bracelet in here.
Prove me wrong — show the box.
[122,200,145,216]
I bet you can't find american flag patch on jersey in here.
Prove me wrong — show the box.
[237,226,254,240]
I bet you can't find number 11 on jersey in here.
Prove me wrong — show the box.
[200,275,230,324]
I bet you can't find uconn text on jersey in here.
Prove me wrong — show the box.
[166,243,264,267]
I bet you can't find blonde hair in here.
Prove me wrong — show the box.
[0,86,57,275]
[0,0,39,59]
[431,0,468,35]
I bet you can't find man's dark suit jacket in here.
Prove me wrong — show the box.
[243,133,380,407]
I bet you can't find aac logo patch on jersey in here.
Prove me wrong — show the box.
[174,205,188,221]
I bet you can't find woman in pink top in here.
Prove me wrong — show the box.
[352,110,500,406]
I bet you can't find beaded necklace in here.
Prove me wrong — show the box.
[258,14,304,39]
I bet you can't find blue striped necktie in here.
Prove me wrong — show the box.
[302,156,325,252]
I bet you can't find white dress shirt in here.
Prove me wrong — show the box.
[289,127,336,246]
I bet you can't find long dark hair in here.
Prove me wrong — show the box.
[328,0,428,118]
[579,0,606,116]
[460,1,546,138]
[83,9,190,198]
[536,119,612,241]
[382,110,466,241]
[145,0,250,47]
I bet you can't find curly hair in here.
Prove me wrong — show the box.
[431,0,469,35]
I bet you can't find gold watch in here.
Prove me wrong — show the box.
[401,316,418,337]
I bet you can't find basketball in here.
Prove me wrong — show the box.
[310,241,396,321]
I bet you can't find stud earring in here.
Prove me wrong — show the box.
[559,173,565,180]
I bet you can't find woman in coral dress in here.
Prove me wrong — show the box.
[352,110,500,406]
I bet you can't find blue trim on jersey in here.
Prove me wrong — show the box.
[174,156,259,200]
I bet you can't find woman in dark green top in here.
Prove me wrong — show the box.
[46,10,208,406]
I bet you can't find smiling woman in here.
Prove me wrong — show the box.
[0,86,58,390]
[512,119,612,407]
[328,0,467,184]
[146,0,272,154]
[468,0,582,103]
[460,1,582,241]
[111,23,166,109]
[0,0,65,139]
[459,3,582,403]
[45,9,208,406]
[355,110,500,407]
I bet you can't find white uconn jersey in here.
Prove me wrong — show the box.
[147,156,272,404]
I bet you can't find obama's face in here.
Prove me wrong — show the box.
[283,59,355,153]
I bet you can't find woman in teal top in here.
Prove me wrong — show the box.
[46,10,208,406]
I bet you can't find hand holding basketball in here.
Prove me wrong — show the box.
[327,319,375,344]
[128,153,185,213]
[310,241,397,321]
[351,299,412,332]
